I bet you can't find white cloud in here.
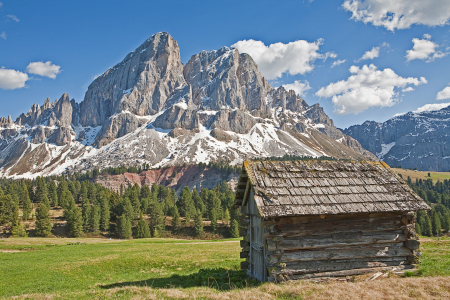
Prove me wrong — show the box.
[402,87,414,92]
[343,0,450,31]
[413,102,450,113]
[406,35,448,62]
[26,61,61,79]
[315,64,427,115]
[0,68,28,90]
[356,43,388,62]
[358,46,380,61]
[6,15,19,22]
[437,85,450,100]
[331,59,346,68]
[282,80,312,96]
[232,38,330,80]
[0,31,5,40]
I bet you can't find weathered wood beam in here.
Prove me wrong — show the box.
[262,217,404,238]
[266,230,406,251]
[269,257,409,276]
[270,265,412,281]
[267,242,412,263]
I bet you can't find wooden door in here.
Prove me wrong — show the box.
[250,215,265,281]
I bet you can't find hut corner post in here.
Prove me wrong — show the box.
[239,205,250,272]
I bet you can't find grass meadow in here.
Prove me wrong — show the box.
[1,237,450,299]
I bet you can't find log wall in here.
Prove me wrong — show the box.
[239,210,421,282]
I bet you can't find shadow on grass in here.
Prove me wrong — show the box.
[100,268,262,291]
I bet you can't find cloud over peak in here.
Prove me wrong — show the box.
[437,84,450,100]
[26,61,61,79]
[316,64,427,115]
[282,80,312,97]
[232,38,333,80]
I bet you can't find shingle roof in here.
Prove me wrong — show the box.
[234,160,430,217]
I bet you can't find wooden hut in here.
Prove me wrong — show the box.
[234,160,430,282]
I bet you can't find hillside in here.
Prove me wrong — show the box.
[0,32,375,179]
[343,106,450,172]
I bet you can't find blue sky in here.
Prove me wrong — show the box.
[1,0,450,129]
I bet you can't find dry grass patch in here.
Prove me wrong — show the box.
[392,168,450,181]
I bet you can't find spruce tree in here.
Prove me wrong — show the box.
[210,210,218,233]
[140,185,151,200]
[177,186,195,217]
[415,222,422,235]
[48,181,59,207]
[21,182,32,220]
[120,197,134,222]
[35,177,48,203]
[194,210,204,237]
[71,207,84,237]
[432,212,441,236]
[117,214,132,239]
[81,198,91,232]
[89,205,100,233]
[148,200,164,237]
[185,213,190,227]
[135,215,150,238]
[171,206,181,231]
[422,213,433,236]
[223,208,230,226]
[79,181,88,203]
[100,193,110,232]
[35,199,52,237]
[230,219,240,238]
[443,213,450,232]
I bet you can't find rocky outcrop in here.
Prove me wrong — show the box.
[343,106,450,171]
[210,128,233,142]
[209,110,257,134]
[95,112,147,147]
[184,47,273,117]
[79,32,185,127]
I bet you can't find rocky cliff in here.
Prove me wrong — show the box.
[343,106,450,171]
[0,32,375,178]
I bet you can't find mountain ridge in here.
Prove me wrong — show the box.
[343,106,450,172]
[0,32,375,178]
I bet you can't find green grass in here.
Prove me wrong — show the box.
[0,238,244,299]
[0,237,449,299]
[415,237,450,277]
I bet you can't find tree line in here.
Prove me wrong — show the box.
[0,176,241,239]
[402,176,450,237]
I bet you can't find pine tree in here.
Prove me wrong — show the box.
[432,212,441,236]
[35,177,48,203]
[443,213,450,232]
[422,213,433,237]
[140,185,151,200]
[71,207,84,237]
[135,216,151,238]
[415,222,422,236]
[177,186,195,217]
[79,181,88,203]
[82,198,91,232]
[100,193,110,231]
[35,199,52,237]
[129,186,141,217]
[117,214,132,239]
[48,181,59,207]
[148,200,164,237]
[120,197,134,222]
[194,210,204,237]
[230,219,240,238]
[89,205,100,233]
[223,208,230,226]
[88,183,97,204]
[185,213,190,227]
[210,209,217,233]
[21,182,32,220]
[171,206,181,231]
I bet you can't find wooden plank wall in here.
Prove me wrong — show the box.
[262,212,420,281]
